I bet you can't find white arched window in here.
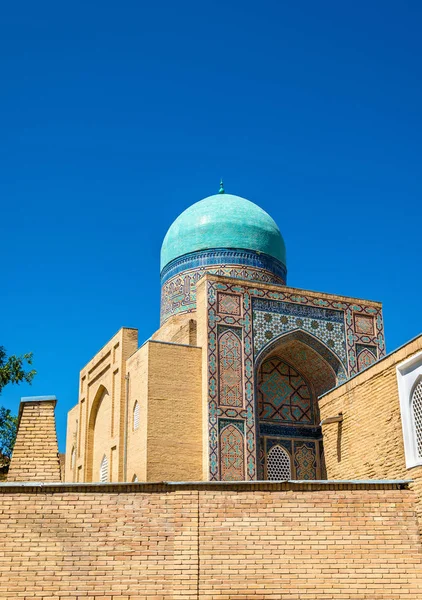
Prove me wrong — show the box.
[267,444,291,480]
[71,446,76,470]
[132,474,138,482]
[397,351,422,468]
[100,454,108,483]
[412,381,422,458]
[133,401,140,431]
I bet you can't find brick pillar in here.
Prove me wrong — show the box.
[7,396,62,482]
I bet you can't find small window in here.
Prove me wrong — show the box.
[267,444,291,480]
[133,401,140,431]
[412,380,422,458]
[100,454,108,483]
[132,474,138,482]
[71,446,76,470]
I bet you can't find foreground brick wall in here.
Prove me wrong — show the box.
[0,481,421,599]
[319,336,422,530]
[7,398,61,482]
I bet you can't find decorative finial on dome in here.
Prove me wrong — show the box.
[218,179,225,194]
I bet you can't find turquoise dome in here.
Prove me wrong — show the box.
[160,193,286,272]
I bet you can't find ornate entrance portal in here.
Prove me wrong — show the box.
[256,331,344,480]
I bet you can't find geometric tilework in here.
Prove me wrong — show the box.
[258,357,314,424]
[161,248,287,285]
[354,314,375,335]
[357,348,377,372]
[356,343,378,358]
[218,330,243,407]
[217,292,241,316]
[206,277,386,482]
[257,329,347,389]
[262,437,319,480]
[294,442,317,480]
[266,445,291,480]
[161,265,284,324]
[219,423,245,481]
[160,249,286,323]
[253,298,347,368]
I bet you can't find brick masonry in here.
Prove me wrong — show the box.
[0,481,421,599]
[319,335,422,532]
[7,398,61,483]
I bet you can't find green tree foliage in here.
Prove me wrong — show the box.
[0,346,36,458]
[0,346,36,393]
[0,407,18,458]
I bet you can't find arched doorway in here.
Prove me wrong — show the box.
[86,385,111,482]
[255,330,345,480]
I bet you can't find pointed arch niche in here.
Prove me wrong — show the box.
[255,330,346,480]
[219,423,245,481]
[86,385,112,482]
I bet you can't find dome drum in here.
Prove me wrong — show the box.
[161,247,287,286]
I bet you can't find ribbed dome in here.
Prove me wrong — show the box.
[160,193,286,272]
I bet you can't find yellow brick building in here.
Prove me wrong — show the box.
[64,184,420,487]
[4,183,422,599]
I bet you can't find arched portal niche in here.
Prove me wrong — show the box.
[255,330,345,481]
[86,385,111,482]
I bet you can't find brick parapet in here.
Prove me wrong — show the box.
[0,482,421,598]
[0,479,412,493]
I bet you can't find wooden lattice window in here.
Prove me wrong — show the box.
[133,401,140,431]
[267,444,291,480]
[412,380,422,458]
[100,454,108,483]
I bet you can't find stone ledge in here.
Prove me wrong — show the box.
[0,479,411,493]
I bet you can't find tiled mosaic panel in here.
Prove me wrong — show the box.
[355,314,375,335]
[258,357,315,425]
[357,348,377,372]
[217,292,242,316]
[161,265,284,324]
[294,441,317,480]
[207,278,386,481]
[219,423,245,481]
[253,298,347,367]
[218,329,243,407]
[208,282,256,480]
[161,248,287,284]
[262,437,318,480]
[356,343,377,357]
[259,336,340,395]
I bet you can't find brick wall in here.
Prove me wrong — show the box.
[319,336,422,530]
[126,340,203,482]
[7,398,61,482]
[152,313,197,345]
[146,341,202,481]
[0,481,421,599]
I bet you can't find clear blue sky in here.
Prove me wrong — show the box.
[1,1,421,452]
